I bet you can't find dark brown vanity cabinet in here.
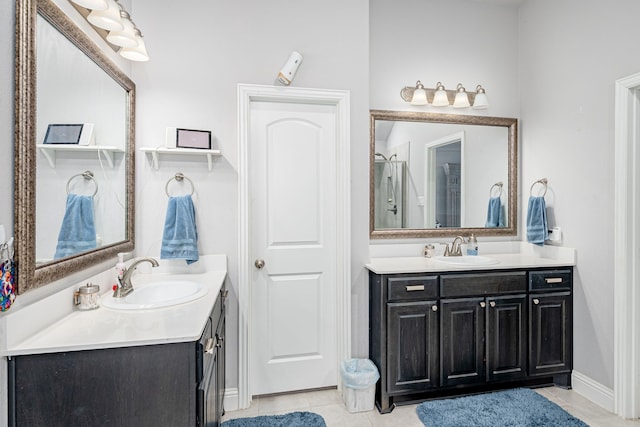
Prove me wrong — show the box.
[369,268,572,413]
[529,270,573,382]
[8,286,227,427]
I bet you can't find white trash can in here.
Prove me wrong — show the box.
[340,358,380,413]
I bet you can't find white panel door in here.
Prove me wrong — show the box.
[250,100,337,395]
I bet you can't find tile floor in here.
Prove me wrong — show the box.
[222,387,640,427]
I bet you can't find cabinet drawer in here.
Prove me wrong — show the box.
[387,276,438,301]
[529,269,572,291]
[441,272,526,297]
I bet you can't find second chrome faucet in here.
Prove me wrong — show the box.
[112,258,159,298]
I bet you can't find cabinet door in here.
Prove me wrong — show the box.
[215,318,226,421]
[441,298,485,387]
[387,301,439,393]
[529,293,572,376]
[486,295,526,382]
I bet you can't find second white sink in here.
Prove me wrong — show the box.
[432,255,499,266]
[102,280,208,310]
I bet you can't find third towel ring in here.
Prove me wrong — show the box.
[66,171,98,197]
[489,182,503,197]
[530,178,548,197]
[165,172,195,197]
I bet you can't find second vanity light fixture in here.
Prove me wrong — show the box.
[400,81,489,109]
[69,0,150,62]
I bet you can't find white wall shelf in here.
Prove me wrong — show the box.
[140,147,222,171]
[36,144,122,169]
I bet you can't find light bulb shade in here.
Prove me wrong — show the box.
[119,34,149,61]
[70,0,108,10]
[432,89,449,107]
[87,0,124,31]
[106,14,138,47]
[411,87,428,105]
[453,86,470,108]
[472,92,489,109]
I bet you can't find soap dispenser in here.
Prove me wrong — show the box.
[114,252,127,290]
[467,234,478,256]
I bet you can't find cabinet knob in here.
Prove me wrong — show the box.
[533,298,540,305]
[479,302,486,308]
[431,305,438,312]
[489,301,496,308]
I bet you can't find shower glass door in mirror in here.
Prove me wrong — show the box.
[35,15,127,264]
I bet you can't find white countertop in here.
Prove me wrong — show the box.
[366,243,576,275]
[2,255,227,356]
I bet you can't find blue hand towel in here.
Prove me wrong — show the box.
[484,197,505,228]
[54,193,97,259]
[526,196,548,246]
[161,195,199,264]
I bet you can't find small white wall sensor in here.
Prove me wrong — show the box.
[277,51,303,85]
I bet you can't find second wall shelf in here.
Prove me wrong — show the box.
[140,147,222,171]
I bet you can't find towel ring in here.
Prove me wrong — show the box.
[165,172,195,197]
[530,178,548,197]
[489,182,503,198]
[66,171,98,197]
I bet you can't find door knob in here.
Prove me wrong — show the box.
[255,259,266,269]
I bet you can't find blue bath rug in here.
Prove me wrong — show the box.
[221,411,326,427]
[416,388,589,427]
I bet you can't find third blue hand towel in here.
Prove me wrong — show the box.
[54,193,97,259]
[526,196,548,246]
[485,196,504,228]
[161,194,199,264]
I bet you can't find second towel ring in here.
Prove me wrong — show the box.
[530,178,548,197]
[165,172,195,197]
[66,171,98,197]
[489,182,503,198]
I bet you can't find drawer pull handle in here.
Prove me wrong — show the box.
[533,298,540,305]
[545,277,563,284]
[489,301,496,308]
[205,338,215,354]
[431,305,438,312]
[405,285,425,292]
[480,302,486,308]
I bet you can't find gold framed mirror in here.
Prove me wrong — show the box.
[15,0,135,293]
[370,110,517,239]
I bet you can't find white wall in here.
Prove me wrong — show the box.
[518,0,640,389]
[129,0,370,391]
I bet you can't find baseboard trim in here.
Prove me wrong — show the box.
[224,387,240,412]
[572,370,614,413]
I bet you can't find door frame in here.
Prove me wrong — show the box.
[614,72,640,418]
[237,84,351,408]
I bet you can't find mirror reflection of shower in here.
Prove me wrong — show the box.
[374,152,407,229]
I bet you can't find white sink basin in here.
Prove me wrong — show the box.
[102,280,208,310]
[432,255,499,266]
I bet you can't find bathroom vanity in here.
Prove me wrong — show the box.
[3,256,227,427]
[367,249,574,413]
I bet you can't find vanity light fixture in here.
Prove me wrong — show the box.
[400,81,490,109]
[69,0,150,61]
[87,0,124,31]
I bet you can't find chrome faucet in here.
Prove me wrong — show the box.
[444,236,464,257]
[112,258,159,298]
